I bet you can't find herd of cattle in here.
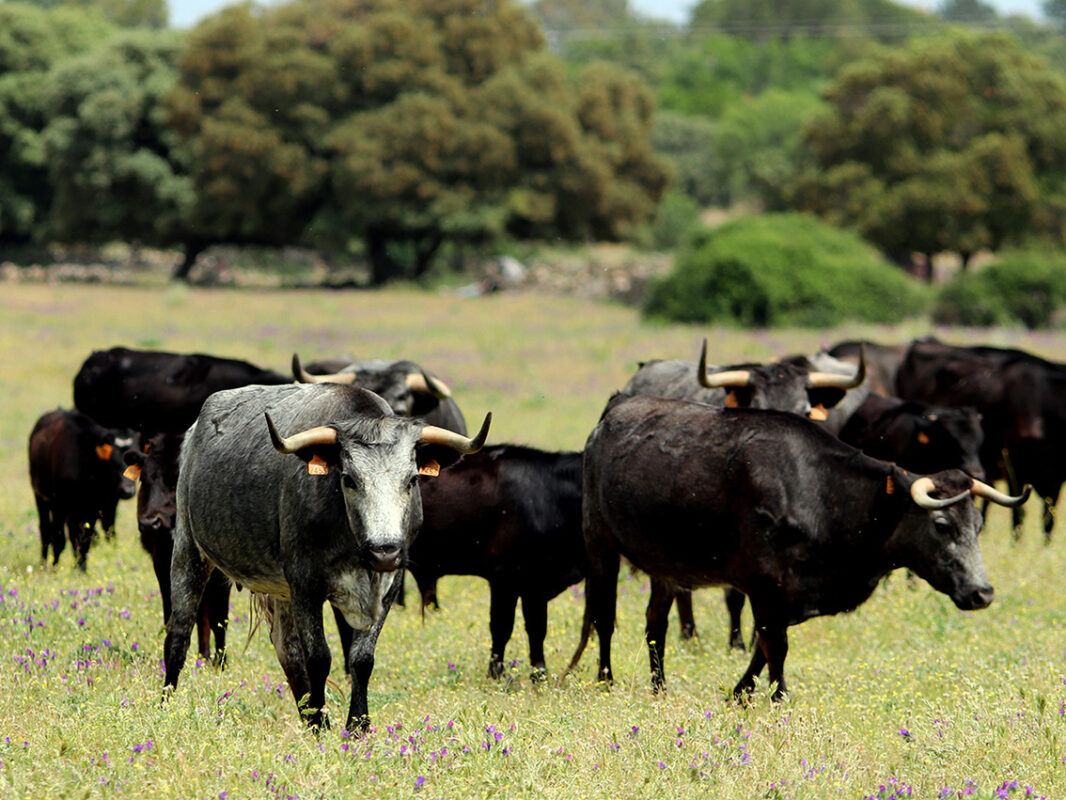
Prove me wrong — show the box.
[24,336,1057,733]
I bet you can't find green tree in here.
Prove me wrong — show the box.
[689,0,927,40]
[0,3,114,252]
[17,0,166,28]
[652,111,719,206]
[169,0,668,284]
[710,88,820,209]
[939,0,998,24]
[41,30,191,251]
[792,30,1066,273]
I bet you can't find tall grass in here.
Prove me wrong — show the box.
[0,283,1063,798]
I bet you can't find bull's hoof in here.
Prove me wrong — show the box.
[650,675,666,695]
[345,714,371,738]
[529,666,547,684]
[728,634,746,651]
[488,658,505,680]
[680,624,697,641]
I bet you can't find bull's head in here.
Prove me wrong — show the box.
[889,470,1030,611]
[697,340,866,418]
[292,353,451,418]
[265,409,490,571]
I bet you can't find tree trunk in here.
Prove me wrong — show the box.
[411,234,445,279]
[173,240,208,282]
[366,230,404,286]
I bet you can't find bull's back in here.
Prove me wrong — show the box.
[177,385,352,592]
[583,398,766,585]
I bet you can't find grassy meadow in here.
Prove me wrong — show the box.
[2,281,1065,799]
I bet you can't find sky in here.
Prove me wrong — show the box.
[167,0,1046,30]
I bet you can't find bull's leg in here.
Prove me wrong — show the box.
[760,624,790,702]
[589,549,620,684]
[270,595,331,731]
[208,572,231,666]
[100,501,118,541]
[35,497,63,565]
[724,588,747,650]
[150,535,175,626]
[344,578,399,736]
[67,517,93,571]
[331,606,354,674]
[520,594,548,681]
[162,531,210,692]
[488,581,518,679]
[732,634,767,700]
[1043,488,1059,543]
[675,589,697,640]
[646,579,675,693]
[394,570,407,608]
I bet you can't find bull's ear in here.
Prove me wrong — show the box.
[416,443,463,475]
[807,387,846,410]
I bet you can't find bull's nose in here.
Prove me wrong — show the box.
[367,546,403,572]
[955,585,994,610]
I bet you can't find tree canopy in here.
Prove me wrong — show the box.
[167,0,668,283]
[41,30,190,249]
[0,3,115,250]
[791,30,1066,270]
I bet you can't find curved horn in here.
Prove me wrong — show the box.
[970,479,1032,508]
[406,370,452,399]
[419,412,491,454]
[909,476,971,510]
[807,342,867,389]
[697,339,751,390]
[265,413,338,454]
[291,353,356,385]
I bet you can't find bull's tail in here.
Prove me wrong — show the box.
[245,593,273,654]
[562,581,594,680]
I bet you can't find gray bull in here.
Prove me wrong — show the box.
[163,383,490,733]
[568,393,1029,701]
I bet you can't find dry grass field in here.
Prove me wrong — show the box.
[0,282,1064,798]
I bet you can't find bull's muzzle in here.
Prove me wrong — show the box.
[953,584,994,611]
[366,544,404,572]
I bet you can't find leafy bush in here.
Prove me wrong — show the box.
[932,251,1066,329]
[643,213,927,327]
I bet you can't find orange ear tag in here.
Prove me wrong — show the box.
[917,431,930,444]
[886,475,895,495]
[123,464,142,482]
[95,444,113,461]
[809,404,828,421]
[419,460,441,477]
[725,391,739,408]
[307,455,329,476]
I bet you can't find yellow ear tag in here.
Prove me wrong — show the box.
[95,444,113,461]
[725,390,739,408]
[419,460,441,477]
[123,464,142,482]
[307,455,329,476]
[809,404,828,421]
[886,475,895,495]
[917,431,930,444]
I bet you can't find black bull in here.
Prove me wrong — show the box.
[163,383,490,733]
[28,408,138,570]
[74,346,290,434]
[567,394,1029,700]
[408,444,585,680]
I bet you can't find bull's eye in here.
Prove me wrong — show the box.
[934,518,954,537]
[341,474,356,491]
[407,475,419,493]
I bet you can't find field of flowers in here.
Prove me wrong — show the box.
[1,282,1064,798]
